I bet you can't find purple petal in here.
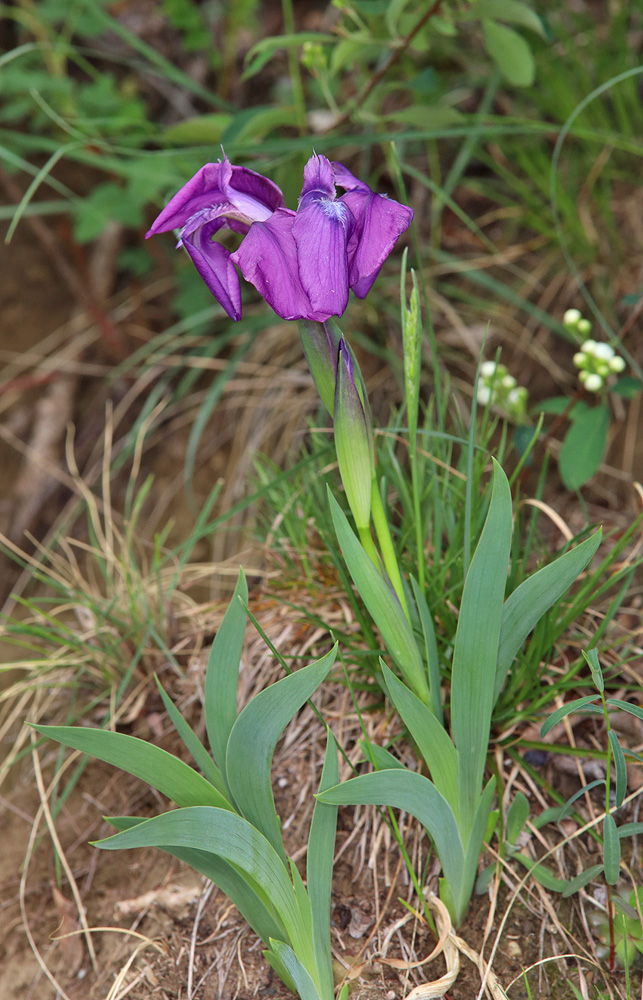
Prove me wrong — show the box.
[339,188,413,298]
[183,221,242,321]
[292,197,354,318]
[228,165,285,220]
[146,156,285,238]
[146,162,228,236]
[331,161,369,192]
[231,209,328,322]
[299,152,336,202]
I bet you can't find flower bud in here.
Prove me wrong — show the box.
[584,373,603,392]
[563,308,582,327]
[592,343,614,361]
[577,318,592,334]
[334,338,374,530]
[299,319,341,416]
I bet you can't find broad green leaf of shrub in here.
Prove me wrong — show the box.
[506,790,529,845]
[163,114,232,145]
[243,33,334,80]
[463,0,546,38]
[559,402,609,489]
[221,106,300,145]
[611,376,643,399]
[74,182,144,242]
[482,20,535,87]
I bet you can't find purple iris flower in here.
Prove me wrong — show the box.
[145,154,285,321]
[147,152,413,323]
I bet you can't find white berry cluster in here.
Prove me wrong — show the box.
[477,360,528,422]
[565,310,626,393]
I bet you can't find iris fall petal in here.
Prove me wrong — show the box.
[231,209,328,322]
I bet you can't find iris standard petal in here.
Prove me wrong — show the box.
[231,209,329,322]
[146,157,285,238]
[145,162,228,236]
[227,165,285,221]
[339,186,413,299]
[299,152,336,202]
[183,222,242,321]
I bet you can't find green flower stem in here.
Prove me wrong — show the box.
[370,477,410,622]
[358,524,380,569]
[281,0,307,135]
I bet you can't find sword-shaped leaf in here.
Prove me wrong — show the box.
[154,675,227,795]
[93,806,313,965]
[495,531,601,701]
[205,569,248,783]
[328,491,429,705]
[380,661,458,811]
[451,460,512,834]
[31,725,231,810]
[307,730,339,1000]
[317,770,464,894]
[107,815,285,944]
[226,645,337,863]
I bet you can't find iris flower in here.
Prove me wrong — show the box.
[147,152,413,322]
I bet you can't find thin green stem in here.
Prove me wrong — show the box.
[370,477,410,621]
[281,0,307,135]
[409,446,425,591]
[600,685,616,971]
[358,524,380,568]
